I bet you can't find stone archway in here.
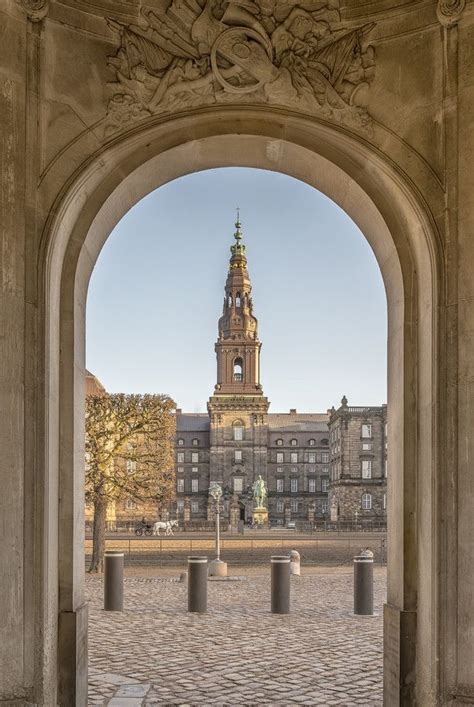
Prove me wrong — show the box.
[3,2,473,704]
[44,111,438,705]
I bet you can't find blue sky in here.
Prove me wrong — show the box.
[86,168,387,412]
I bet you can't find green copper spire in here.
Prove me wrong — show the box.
[231,208,246,258]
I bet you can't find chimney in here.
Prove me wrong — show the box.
[176,408,182,414]
[289,408,297,414]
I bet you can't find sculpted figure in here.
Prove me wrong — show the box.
[253,475,267,508]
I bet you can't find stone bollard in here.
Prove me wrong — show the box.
[187,556,208,613]
[104,551,124,611]
[271,556,290,614]
[353,549,374,615]
[289,549,301,576]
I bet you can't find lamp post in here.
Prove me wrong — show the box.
[208,482,227,577]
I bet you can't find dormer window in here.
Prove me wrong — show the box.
[192,438,199,446]
[177,438,184,446]
[276,439,283,446]
[233,357,243,382]
[290,438,297,446]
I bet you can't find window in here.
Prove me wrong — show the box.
[362,423,372,438]
[361,493,372,510]
[308,452,316,463]
[276,438,283,446]
[290,499,298,513]
[177,478,184,493]
[233,422,244,441]
[361,460,372,479]
[125,498,136,510]
[384,459,388,477]
[362,443,372,451]
[276,452,284,463]
[177,438,184,446]
[277,466,283,473]
[177,500,184,513]
[234,450,242,462]
[191,478,199,493]
[308,478,316,493]
[290,478,298,493]
[290,438,297,446]
[191,452,199,463]
[277,499,284,513]
[321,438,329,446]
[191,500,199,513]
[290,452,298,464]
[192,438,199,446]
[126,460,137,473]
[321,500,328,514]
[291,466,298,474]
[177,452,184,463]
[191,466,198,473]
[233,477,243,493]
[233,357,243,382]
[308,438,315,446]
[177,466,184,474]
[322,466,329,475]
[322,478,329,492]
[308,465,315,473]
[383,494,387,510]
[321,452,329,463]
[235,292,241,307]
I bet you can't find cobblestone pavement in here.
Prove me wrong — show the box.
[88,567,385,706]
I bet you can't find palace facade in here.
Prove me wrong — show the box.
[174,218,387,526]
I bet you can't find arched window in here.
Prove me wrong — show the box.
[177,438,184,446]
[228,294,233,307]
[233,357,243,382]
[233,420,244,441]
[276,438,283,446]
[235,292,241,307]
[308,438,315,446]
[361,493,372,510]
[290,438,297,446]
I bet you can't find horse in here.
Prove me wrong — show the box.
[152,519,178,536]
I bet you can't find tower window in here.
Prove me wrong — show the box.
[235,293,241,307]
[233,357,243,382]
[233,420,244,441]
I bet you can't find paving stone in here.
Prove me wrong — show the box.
[88,567,385,705]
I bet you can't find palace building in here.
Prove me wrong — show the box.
[174,217,387,526]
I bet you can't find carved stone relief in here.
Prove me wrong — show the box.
[18,0,49,22]
[104,0,375,137]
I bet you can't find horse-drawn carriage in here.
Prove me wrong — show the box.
[134,519,179,536]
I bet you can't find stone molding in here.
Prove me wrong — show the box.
[437,0,466,26]
[18,0,49,22]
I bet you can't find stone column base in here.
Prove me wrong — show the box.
[383,603,417,705]
[58,603,88,707]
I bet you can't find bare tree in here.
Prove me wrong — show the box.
[85,393,176,573]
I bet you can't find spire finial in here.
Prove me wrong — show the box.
[234,207,242,241]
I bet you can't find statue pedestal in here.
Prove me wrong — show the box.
[253,507,268,527]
